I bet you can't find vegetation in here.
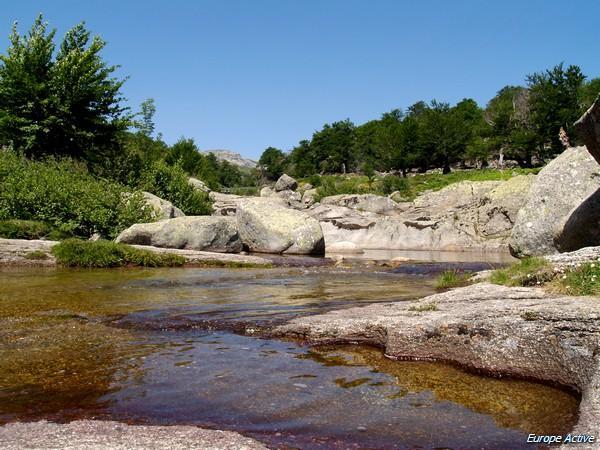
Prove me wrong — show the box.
[549,262,600,296]
[312,168,538,202]
[0,219,52,240]
[408,302,438,312]
[260,64,600,179]
[24,250,49,260]
[52,239,185,268]
[0,151,154,239]
[435,270,472,290]
[490,257,552,287]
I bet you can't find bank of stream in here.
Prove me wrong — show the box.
[0,256,579,449]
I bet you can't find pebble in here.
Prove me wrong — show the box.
[293,383,308,388]
[357,426,367,432]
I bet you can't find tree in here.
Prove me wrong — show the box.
[258,146,287,180]
[137,98,156,137]
[310,119,356,173]
[527,63,586,153]
[375,109,411,175]
[0,16,129,161]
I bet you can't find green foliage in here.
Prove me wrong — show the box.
[258,147,287,180]
[490,257,551,287]
[435,270,472,290]
[138,160,212,215]
[550,262,600,296]
[379,175,409,195]
[136,98,156,137]
[408,302,438,312]
[0,15,129,161]
[0,219,51,239]
[24,250,49,260]
[315,175,372,201]
[52,239,185,268]
[0,150,154,238]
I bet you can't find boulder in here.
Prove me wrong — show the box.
[301,188,318,208]
[574,96,600,165]
[510,146,600,257]
[260,186,274,197]
[258,186,302,208]
[116,216,243,253]
[413,180,502,214]
[188,177,211,193]
[236,198,324,255]
[142,192,185,220]
[209,192,245,216]
[326,241,364,254]
[320,194,400,215]
[274,174,298,192]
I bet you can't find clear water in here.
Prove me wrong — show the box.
[0,265,579,449]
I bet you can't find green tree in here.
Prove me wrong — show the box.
[310,119,356,173]
[0,16,129,161]
[137,98,156,137]
[258,146,287,180]
[527,63,586,153]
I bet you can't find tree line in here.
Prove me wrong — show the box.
[260,64,600,179]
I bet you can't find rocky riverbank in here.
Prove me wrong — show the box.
[271,282,600,449]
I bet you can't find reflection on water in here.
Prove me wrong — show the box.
[0,266,579,449]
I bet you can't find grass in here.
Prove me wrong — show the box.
[308,168,539,202]
[408,302,438,312]
[548,262,600,296]
[51,239,186,268]
[489,257,552,287]
[435,270,472,290]
[24,250,50,260]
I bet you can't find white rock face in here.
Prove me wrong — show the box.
[320,194,400,215]
[326,241,364,254]
[116,216,243,253]
[202,150,257,169]
[236,198,324,255]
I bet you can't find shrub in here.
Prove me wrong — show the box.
[51,239,185,268]
[435,270,472,290]
[378,175,409,195]
[0,220,51,239]
[315,175,371,201]
[139,161,212,215]
[24,250,50,260]
[0,151,154,239]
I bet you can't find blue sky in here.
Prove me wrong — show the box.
[2,1,599,159]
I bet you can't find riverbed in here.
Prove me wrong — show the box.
[0,262,579,449]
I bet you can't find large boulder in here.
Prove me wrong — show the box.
[274,174,298,192]
[116,216,243,253]
[320,194,400,215]
[142,192,185,220]
[574,96,600,165]
[236,198,324,255]
[510,146,600,257]
[209,192,244,216]
[188,177,211,193]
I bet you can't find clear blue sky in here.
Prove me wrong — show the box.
[2,1,599,160]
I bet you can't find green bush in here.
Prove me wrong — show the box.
[435,270,472,290]
[51,239,186,268]
[0,151,154,239]
[379,175,409,195]
[0,220,51,239]
[139,161,212,215]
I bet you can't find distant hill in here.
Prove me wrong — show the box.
[202,150,257,169]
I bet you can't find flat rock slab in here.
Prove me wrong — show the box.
[273,283,600,446]
[0,420,267,450]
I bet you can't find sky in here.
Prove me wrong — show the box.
[1,1,599,160]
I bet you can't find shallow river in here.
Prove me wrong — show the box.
[0,261,579,449]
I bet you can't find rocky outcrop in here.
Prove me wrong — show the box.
[236,198,325,255]
[274,174,298,192]
[142,192,185,220]
[320,193,401,215]
[326,241,364,254]
[510,147,600,257]
[309,178,534,251]
[116,216,243,253]
[273,283,600,444]
[209,192,245,216]
[202,149,257,169]
[575,96,600,165]
[301,188,317,208]
[0,238,56,266]
[188,177,211,193]
[0,420,268,450]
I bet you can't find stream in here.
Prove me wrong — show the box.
[0,257,579,449]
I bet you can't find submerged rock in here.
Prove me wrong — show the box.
[116,216,243,253]
[510,146,600,257]
[236,198,325,255]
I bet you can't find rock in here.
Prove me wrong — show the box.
[127,244,271,266]
[142,192,185,220]
[188,177,211,193]
[510,147,600,257]
[209,192,245,216]
[236,198,325,255]
[202,149,257,169]
[272,283,600,441]
[545,245,600,269]
[389,191,409,203]
[116,216,243,253]
[0,238,57,266]
[0,420,268,450]
[320,194,400,215]
[260,186,274,197]
[574,96,600,165]
[413,180,502,214]
[274,174,298,192]
[326,241,364,254]
[301,188,318,208]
